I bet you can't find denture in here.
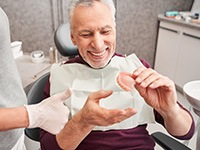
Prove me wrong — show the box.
[116,72,135,91]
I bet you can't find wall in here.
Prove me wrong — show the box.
[191,0,200,12]
[0,0,193,66]
[116,0,193,66]
[0,0,70,56]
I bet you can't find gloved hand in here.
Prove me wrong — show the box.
[24,88,71,134]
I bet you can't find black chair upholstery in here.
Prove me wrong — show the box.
[54,23,78,57]
[25,72,50,141]
[151,132,191,150]
[24,22,78,142]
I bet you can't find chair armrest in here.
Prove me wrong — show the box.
[151,132,191,150]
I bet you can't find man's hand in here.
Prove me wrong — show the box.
[77,90,137,127]
[25,88,71,134]
[132,67,193,136]
[132,67,178,115]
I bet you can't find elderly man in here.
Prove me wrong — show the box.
[40,0,194,150]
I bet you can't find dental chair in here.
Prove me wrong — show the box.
[151,132,191,150]
[24,23,191,150]
[24,73,49,150]
[54,23,78,57]
[24,23,77,150]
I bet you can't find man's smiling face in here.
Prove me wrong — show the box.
[70,1,116,68]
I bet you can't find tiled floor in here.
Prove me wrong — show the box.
[147,90,199,150]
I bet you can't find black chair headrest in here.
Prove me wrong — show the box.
[54,23,78,57]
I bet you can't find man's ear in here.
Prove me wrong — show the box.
[71,33,77,46]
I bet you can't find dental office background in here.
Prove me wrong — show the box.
[1,0,199,67]
[1,0,200,150]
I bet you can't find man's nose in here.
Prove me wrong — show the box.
[91,33,103,50]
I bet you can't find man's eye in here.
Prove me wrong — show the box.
[101,30,111,34]
[79,33,92,37]
[82,34,91,37]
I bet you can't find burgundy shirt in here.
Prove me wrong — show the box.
[40,54,195,150]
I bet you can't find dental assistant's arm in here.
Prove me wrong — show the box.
[132,67,193,137]
[56,90,137,150]
[0,106,29,130]
[0,89,71,134]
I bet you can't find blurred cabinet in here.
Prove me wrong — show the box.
[154,22,182,80]
[154,20,200,89]
[174,27,200,87]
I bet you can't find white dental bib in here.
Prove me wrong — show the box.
[50,53,155,131]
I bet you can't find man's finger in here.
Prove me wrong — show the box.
[88,90,113,103]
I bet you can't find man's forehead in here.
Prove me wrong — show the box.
[73,24,113,34]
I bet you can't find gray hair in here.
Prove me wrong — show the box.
[68,0,116,31]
